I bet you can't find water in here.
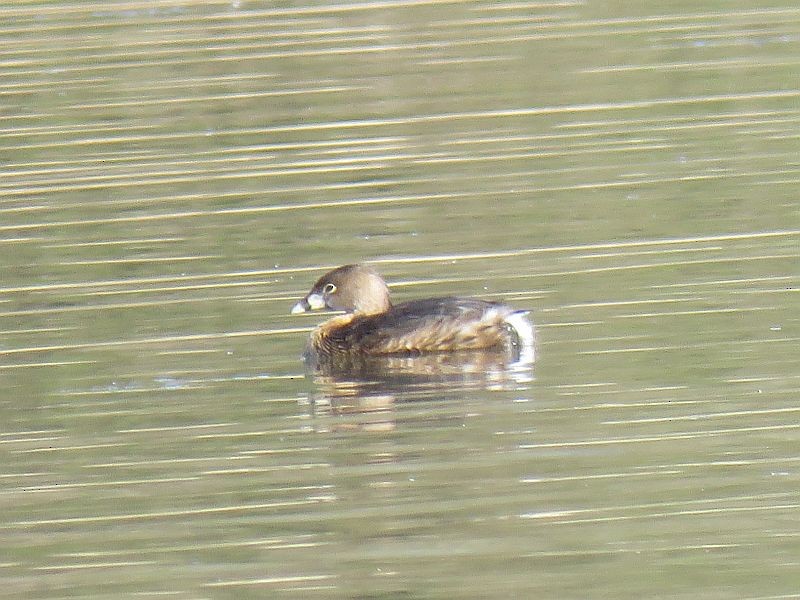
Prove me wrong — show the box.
[2,2,799,598]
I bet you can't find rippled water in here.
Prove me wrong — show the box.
[2,2,799,598]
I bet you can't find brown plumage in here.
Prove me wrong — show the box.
[291,264,535,363]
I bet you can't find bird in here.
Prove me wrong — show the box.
[290,264,534,363]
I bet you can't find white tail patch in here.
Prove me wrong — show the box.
[504,310,535,365]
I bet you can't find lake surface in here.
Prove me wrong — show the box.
[2,2,799,598]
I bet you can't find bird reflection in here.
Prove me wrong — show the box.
[299,348,534,432]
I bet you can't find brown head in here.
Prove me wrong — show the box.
[291,264,392,315]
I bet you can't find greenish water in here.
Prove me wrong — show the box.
[2,2,799,598]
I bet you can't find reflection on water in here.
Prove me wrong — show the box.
[302,348,534,432]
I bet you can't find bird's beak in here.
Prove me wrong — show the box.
[290,300,308,314]
[290,293,325,314]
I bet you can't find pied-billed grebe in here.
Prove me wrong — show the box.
[291,264,534,362]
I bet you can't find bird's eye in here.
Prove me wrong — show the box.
[323,283,337,295]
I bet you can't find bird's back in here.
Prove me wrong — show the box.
[316,297,529,356]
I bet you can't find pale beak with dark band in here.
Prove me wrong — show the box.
[290,293,325,314]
